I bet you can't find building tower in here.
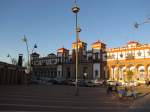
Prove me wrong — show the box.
[72,39,87,63]
[91,40,106,80]
[57,47,69,80]
[72,39,87,79]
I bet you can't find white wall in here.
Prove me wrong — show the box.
[93,49,100,53]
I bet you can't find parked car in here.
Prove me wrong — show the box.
[70,80,81,86]
[46,82,53,85]
[48,79,58,84]
[61,80,73,85]
[86,81,96,87]
[91,80,104,87]
[137,80,146,85]
[30,80,39,84]
[122,81,140,87]
[107,80,117,86]
[129,81,140,86]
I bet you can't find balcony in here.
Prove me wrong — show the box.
[93,59,100,63]
[125,54,134,60]
[107,55,113,59]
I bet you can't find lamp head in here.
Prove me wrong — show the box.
[72,5,80,13]
[76,26,81,32]
[134,22,139,29]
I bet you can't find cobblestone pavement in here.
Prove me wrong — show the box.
[0,85,137,112]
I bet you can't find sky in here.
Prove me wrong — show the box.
[0,0,150,64]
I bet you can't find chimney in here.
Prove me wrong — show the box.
[18,54,23,67]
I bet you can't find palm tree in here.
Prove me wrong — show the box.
[126,70,134,82]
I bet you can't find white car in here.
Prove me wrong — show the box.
[122,81,140,87]
[130,81,140,86]
[107,80,117,86]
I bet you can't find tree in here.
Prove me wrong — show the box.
[126,70,134,82]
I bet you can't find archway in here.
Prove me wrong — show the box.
[126,65,135,80]
[148,65,150,79]
[118,66,126,80]
[111,65,117,80]
[137,65,145,80]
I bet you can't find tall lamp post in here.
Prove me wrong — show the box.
[22,35,30,73]
[22,35,38,84]
[22,35,37,72]
[72,0,81,96]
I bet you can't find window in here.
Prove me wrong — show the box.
[58,71,61,77]
[95,53,99,60]
[51,59,55,64]
[67,68,70,79]
[126,53,134,59]
[95,70,98,78]
[88,56,92,60]
[42,62,46,66]
[137,51,141,56]
[112,54,115,58]
[139,69,144,79]
[120,53,123,58]
[104,54,107,58]
[147,50,150,56]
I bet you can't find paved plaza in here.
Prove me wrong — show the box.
[0,85,149,112]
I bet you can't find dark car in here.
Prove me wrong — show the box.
[30,80,39,84]
[48,79,58,84]
[79,80,87,87]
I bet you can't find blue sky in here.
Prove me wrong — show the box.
[0,0,150,63]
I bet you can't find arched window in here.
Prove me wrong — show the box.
[95,70,98,78]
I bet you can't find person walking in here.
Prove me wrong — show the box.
[107,84,112,94]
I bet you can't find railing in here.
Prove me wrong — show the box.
[125,54,134,60]
[107,55,113,59]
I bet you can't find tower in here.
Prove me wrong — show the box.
[72,39,87,63]
[91,40,106,80]
[57,47,69,79]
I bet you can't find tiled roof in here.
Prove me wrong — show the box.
[127,41,139,44]
[57,47,68,51]
[91,40,103,45]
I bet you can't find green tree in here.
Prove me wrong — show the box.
[126,70,134,81]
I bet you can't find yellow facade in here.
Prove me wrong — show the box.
[106,41,150,82]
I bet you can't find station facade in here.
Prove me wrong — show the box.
[31,40,106,81]
[105,41,150,82]
[31,40,150,82]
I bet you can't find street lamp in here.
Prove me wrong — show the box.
[22,35,38,85]
[72,0,81,96]
[7,54,17,65]
[134,17,150,29]
[22,35,30,73]
[7,54,13,63]
[22,35,38,70]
